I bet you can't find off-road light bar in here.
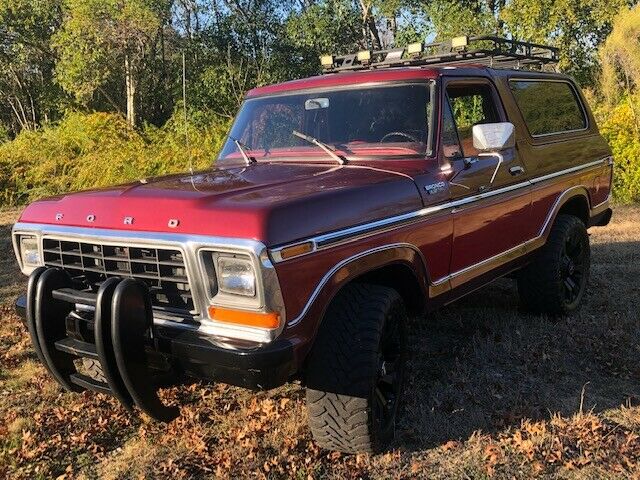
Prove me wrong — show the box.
[320,55,334,68]
[357,50,372,63]
[407,42,423,56]
[319,35,559,73]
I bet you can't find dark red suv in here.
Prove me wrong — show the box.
[12,37,613,453]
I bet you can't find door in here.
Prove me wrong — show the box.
[441,78,532,287]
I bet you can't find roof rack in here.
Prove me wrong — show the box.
[320,35,559,74]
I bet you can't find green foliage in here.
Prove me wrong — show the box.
[0,111,230,206]
[599,4,640,130]
[424,0,497,40]
[0,0,65,133]
[285,0,362,54]
[595,98,640,203]
[53,0,171,127]
[0,0,639,205]
[501,0,631,85]
[590,4,640,204]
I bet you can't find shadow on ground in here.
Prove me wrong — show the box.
[395,239,640,451]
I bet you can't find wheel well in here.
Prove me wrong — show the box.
[557,195,589,225]
[351,263,425,315]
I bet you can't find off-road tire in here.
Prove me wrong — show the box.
[518,214,590,315]
[305,283,407,454]
[79,358,107,383]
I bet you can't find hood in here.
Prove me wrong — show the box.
[18,162,424,246]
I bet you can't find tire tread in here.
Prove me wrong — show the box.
[306,283,405,453]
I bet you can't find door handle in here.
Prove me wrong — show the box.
[509,165,525,176]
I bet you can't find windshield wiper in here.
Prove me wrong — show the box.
[292,130,345,165]
[230,136,256,166]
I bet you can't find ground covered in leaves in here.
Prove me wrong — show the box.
[1,206,639,479]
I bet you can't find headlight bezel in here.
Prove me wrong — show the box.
[197,245,286,342]
[197,247,266,312]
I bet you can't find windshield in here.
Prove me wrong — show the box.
[218,83,433,163]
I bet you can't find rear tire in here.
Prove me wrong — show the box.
[305,283,407,454]
[518,214,590,315]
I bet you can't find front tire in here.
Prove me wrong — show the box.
[305,283,407,454]
[518,214,590,315]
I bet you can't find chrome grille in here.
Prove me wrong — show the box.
[42,238,194,315]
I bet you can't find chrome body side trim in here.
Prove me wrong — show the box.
[12,223,286,344]
[591,193,612,216]
[285,243,426,328]
[430,185,598,289]
[281,161,611,328]
[528,158,605,185]
[270,157,609,263]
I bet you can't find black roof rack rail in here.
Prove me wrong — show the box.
[320,35,560,74]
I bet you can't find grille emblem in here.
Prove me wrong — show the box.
[55,213,63,221]
[123,216,134,225]
[168,219,179,228]
[86,214,96,223]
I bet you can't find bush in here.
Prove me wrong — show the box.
[593,97,640,203]
[0,111,230,206]
[1,103,638,206]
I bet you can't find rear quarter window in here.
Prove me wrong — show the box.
[509,80,587,136]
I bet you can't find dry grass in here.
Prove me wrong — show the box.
[1,206,640,479]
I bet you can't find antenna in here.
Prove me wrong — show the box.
[182,51,193,175]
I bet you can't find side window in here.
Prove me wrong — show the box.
[441,97,462,158]
[510,80,586,136]
[446,83,500,157]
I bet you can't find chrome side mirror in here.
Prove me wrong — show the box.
[472,122,515,151]
[471,122,515,186]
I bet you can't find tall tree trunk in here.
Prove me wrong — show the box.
[125,54,136,128]
[388,15,397,46]
[358,0,382,50]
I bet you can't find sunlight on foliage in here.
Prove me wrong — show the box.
[594,98,640,203]
[0,111,230,206]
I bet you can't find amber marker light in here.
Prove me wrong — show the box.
[208,306,281,329]
[279,241,314,260]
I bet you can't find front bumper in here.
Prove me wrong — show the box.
[15,294,294,391]
[16,267,295,422]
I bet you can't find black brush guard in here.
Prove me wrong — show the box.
[22,267,295,422]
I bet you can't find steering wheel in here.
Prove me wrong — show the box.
[380,131,420,143]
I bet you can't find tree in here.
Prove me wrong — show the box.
[53,0,171,128]
[0,0,64,134]
[422,0,498,40]
[501,0,631,85]
[286,0,362,54]
[600,4,640,131]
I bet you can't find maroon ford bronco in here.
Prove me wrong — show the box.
[12,37,613,453]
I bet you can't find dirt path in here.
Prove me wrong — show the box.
[1,206,639,479]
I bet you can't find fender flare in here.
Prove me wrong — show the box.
[286,243,430,358]
[539,186,591,240]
